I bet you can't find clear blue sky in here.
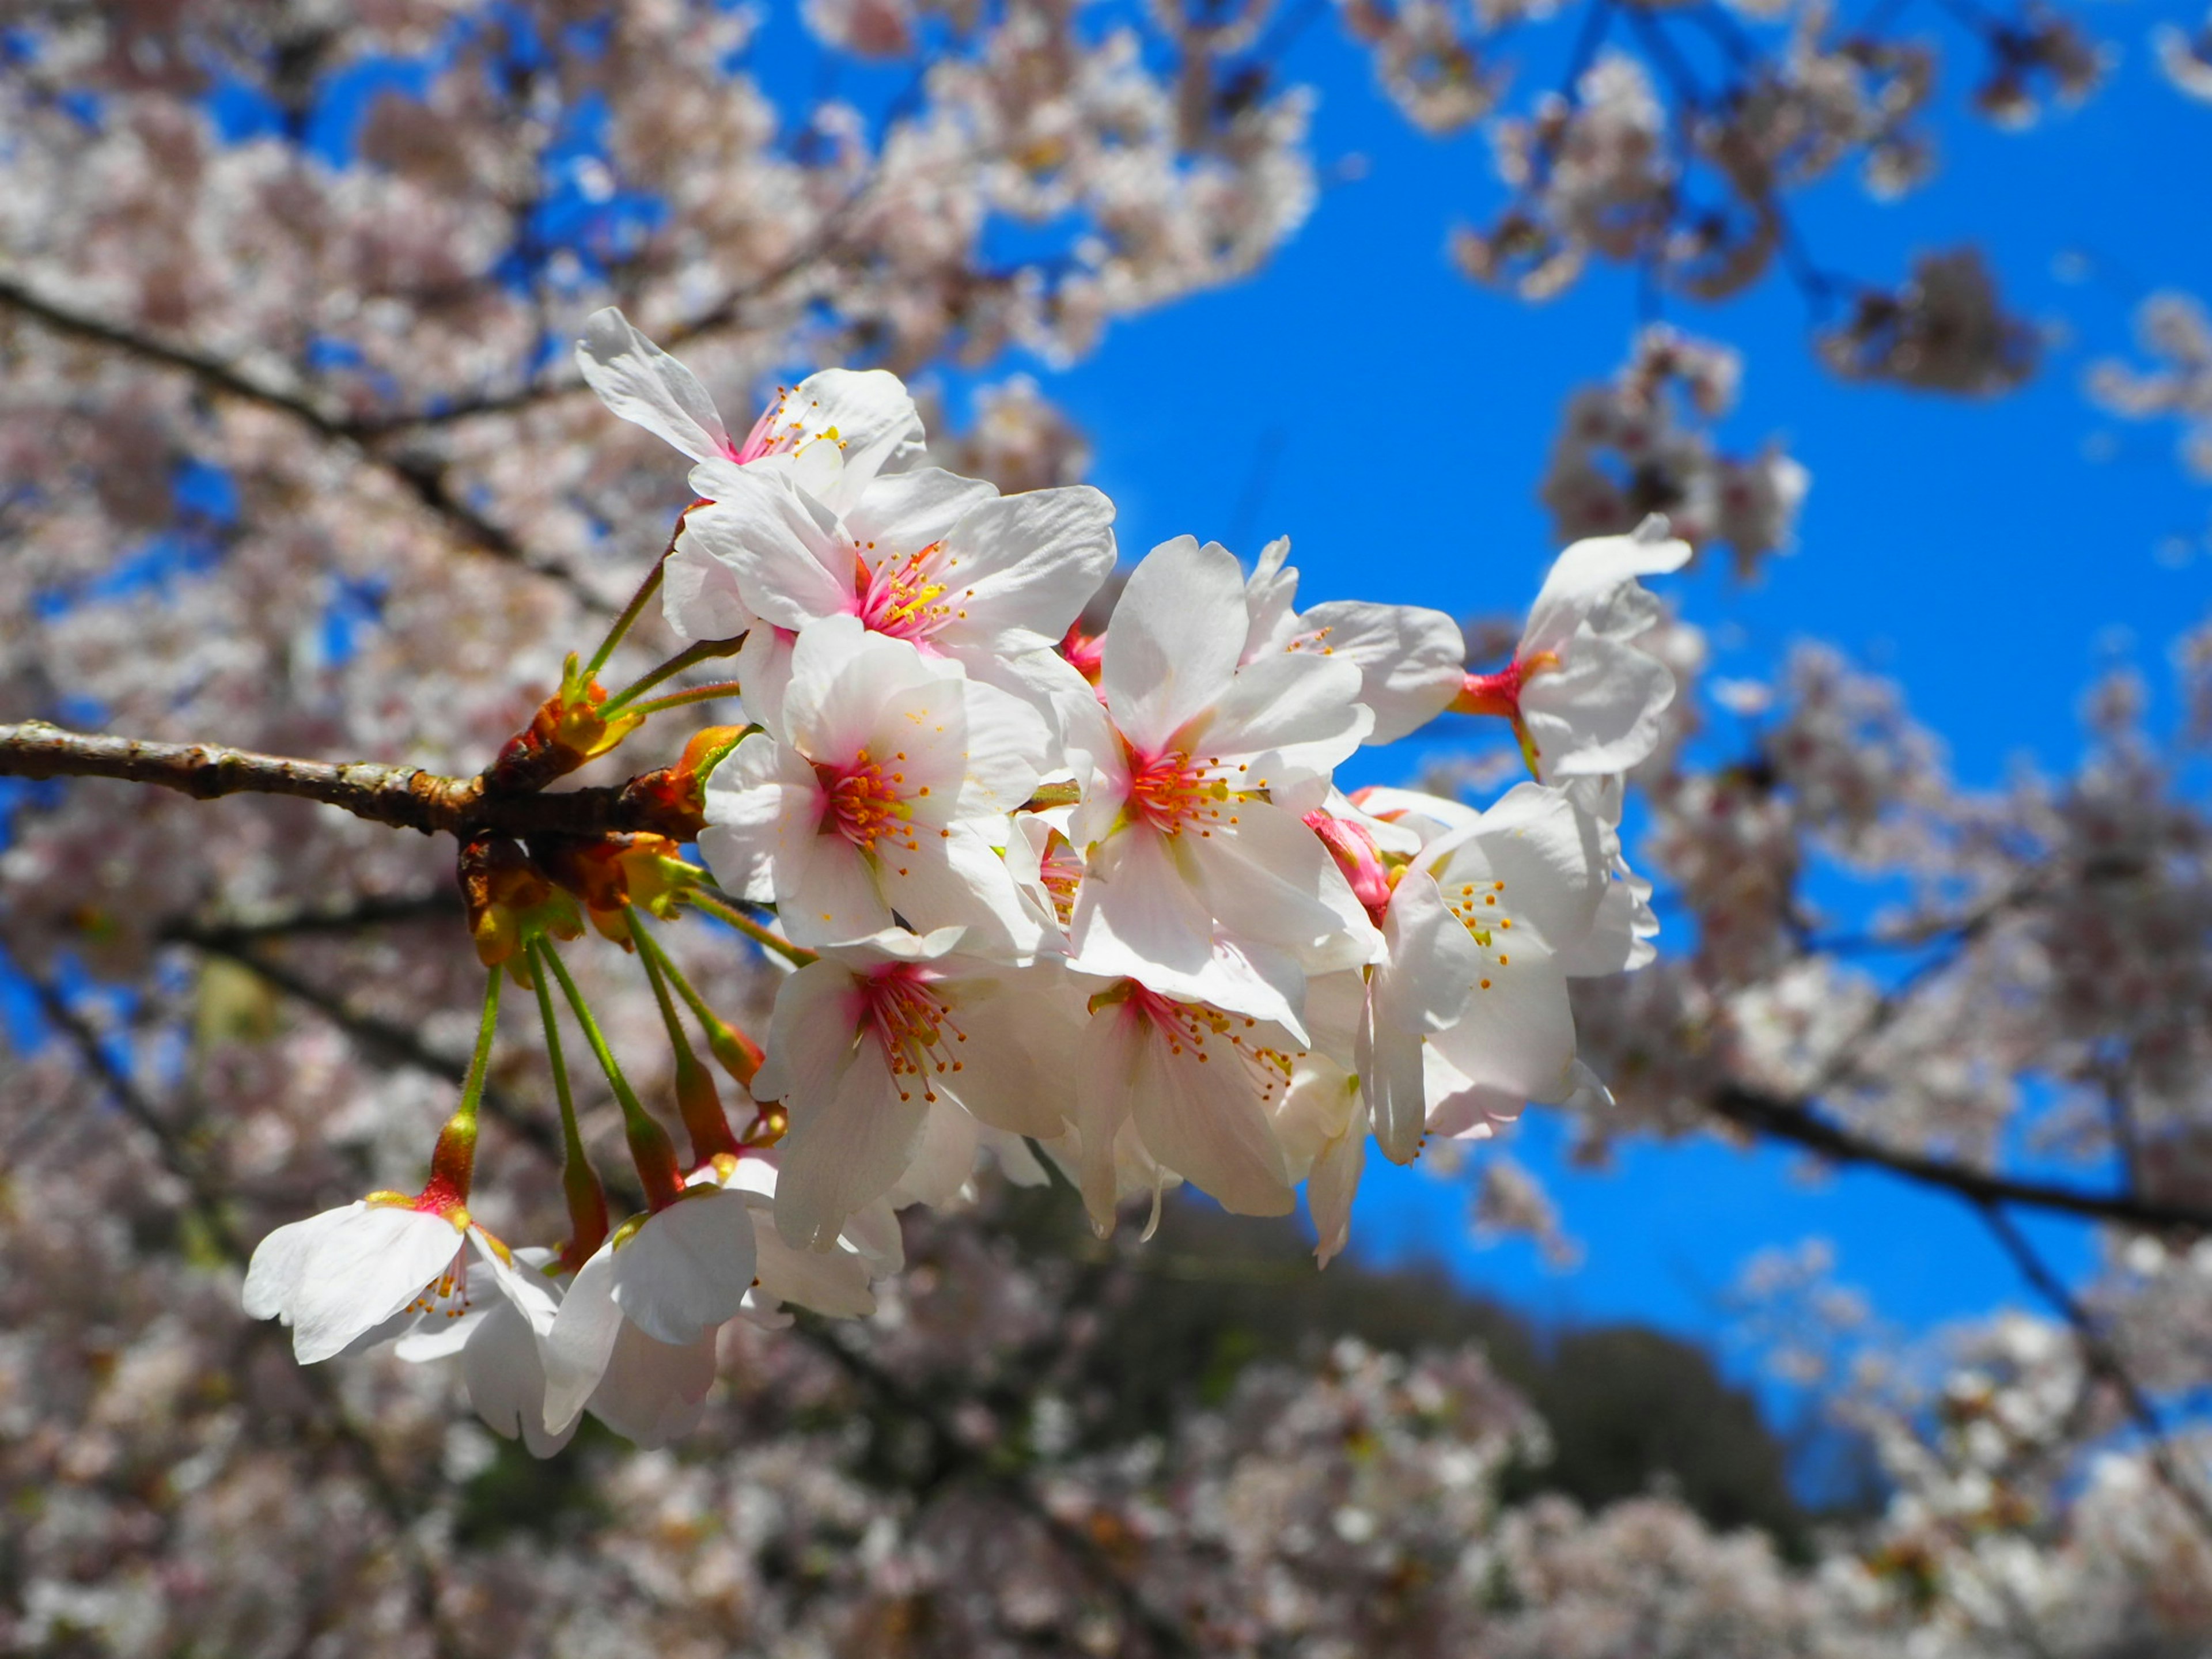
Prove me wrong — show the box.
[919,9,2212,1354]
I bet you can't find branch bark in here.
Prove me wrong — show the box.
[1710,1083,2212,1234]
[0,720,695,841]
[0,274,600,606]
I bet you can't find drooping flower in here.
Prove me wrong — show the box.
[242,1195,546,1366]
[1066,535,1378,1036]
[393,1245,571,1459]
[539,1185,762,1439]
[698,616,1052,956]
[1072,976,1307,1228]
[750,927,1074,1250]
[1243,536,1468,745]
[1456,516,1690,778]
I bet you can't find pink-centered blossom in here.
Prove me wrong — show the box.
[1067,535,1378,1037]
[242,1195,546,1366]
[682,455,1115,737]
[751,927,1073,1250]
[699,616,1051,956]
[1459,517,1690,778]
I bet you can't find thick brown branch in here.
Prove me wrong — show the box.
[1711,1084,2212,1234]
[0,721,697,841]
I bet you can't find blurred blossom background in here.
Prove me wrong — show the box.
[6,0,2212,1653]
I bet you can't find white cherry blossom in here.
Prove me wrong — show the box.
[1242,536,1468,745]
[242,1196,541,1367]
[678,457,1115,734]
[1067,535,1378,1036]
[540,1186,762,1438]
[1071,975,1306,1227]
[1461,517,1691,778]
[750,927,1074,1251]
[1363,782,1618,1161]
[698,616,1051,956]
[393,1245,571,1459]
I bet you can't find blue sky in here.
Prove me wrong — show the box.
[960,8,2212,1357]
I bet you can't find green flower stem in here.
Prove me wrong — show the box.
[600,635,744,715]
[423,968,501,1206]
[626,912,764,1085]
[582,556,666,681]
[528,937,609,1263]
[686,889,816,967]
[620,680,745,719]
[537,938,684,1208]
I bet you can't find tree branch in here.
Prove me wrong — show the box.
[1979,1200,2212,1544]
[1710,1084,2212,1233]
[178,931,562,1165]
[0,274,600,606]
[0,720,697,841]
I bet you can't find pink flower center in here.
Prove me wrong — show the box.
[1058,622,1105,685]
[862,965,967,1105]
[816,749,918,853]
[856,544,962,644]
[1126,745,1231,836]
[1105,981,1300,1103]
[730,389,827,464]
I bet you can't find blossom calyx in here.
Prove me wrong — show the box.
[531,832,700,941]
[617,725,749,842]
[484,654,646,794]
[462,837,584,975]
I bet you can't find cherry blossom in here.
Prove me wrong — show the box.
[750,927,1072,1249]
[698,616,1052,956]
[1066,535,1379,1036]
[1456,517,1691,779]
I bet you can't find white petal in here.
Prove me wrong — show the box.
[586,1324,717,1449]
[1520,522,1691,660]
[1294,600,1465,745]
[774,1043,929,1251]
[690,468,855,633]
[744,1193,878,1317]
[1426,942,1579,1112]
[1124,1009,1293,1218]
[1100,537,1246,750]
[261,1204,467,1366]
[661,527,757,645]
[1199,650,1370,779]
[753,959,866,1108]
[464,1298,576,1460]
[541,1244,624,1435]
[931,484,1116,654]
[610,1190,759,1347]
[844,465,997,552]
[575,308,731,464]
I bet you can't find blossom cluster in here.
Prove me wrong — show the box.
[1540,324,1811,579]
[235,313,1682,1454]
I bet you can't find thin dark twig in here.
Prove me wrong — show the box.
[1978,1201,2212,1545]
[0,275,601,606]
[792,1315,1200,1657]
